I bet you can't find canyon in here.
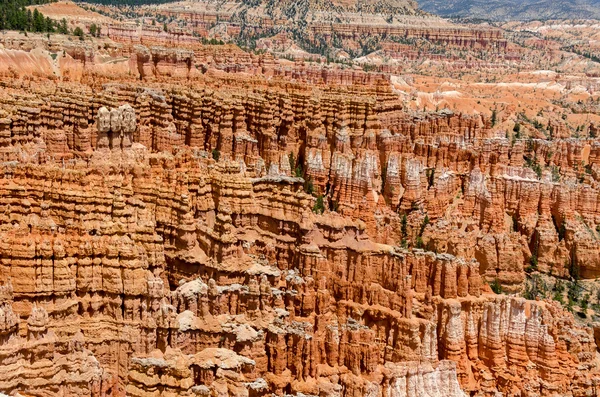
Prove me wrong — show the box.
[0,1,600,397]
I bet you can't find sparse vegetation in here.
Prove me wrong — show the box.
[400,213,408,248]
[526,254,538,273]
[304,177,314,195]
[313,195,324,214]
[490,278,503,294]
[513,122,521,137]
[415,236,424,249]
[88,23,100,37]
[550,165,560,182]
[73,26,84,40]
[553,280,565,305]
[419,215,429,237]
[77,0,181,5]
[525,155,542,179]
[524,274,546,300]
[288,152,303,177]
[288,153,295,174]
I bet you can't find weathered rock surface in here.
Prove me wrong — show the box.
[0,28,598,397]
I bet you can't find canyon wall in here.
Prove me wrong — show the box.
[0,34,598,397]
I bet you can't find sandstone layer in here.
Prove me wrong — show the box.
[0,19,598,397]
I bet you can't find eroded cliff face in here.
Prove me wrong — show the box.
[0,142,597,397]
[0,34,599,397]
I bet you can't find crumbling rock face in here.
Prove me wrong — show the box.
[0,142,596,396]
[2,78,598,284]
[0,40,598,397]
[0,280,102,396]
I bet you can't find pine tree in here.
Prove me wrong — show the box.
[313,195,325,214]
[26,9,33,31]
[400,214,407,247]
[58,18,68,34]
[45,16,54,32]
[73,26,84,40]
[0,1,60,33]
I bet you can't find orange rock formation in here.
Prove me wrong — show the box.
[0,21,599,397]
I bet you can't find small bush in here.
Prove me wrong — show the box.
[554,280,565,293]
[73,26,84,40]
[581,294,590,311]
[329,200,339,213]
[553,291,564,305]
[524,274,545,300]
[415,236,424,249]
[89,23,98,37]
[568,281,579,302]
[304,177,314,195]
[490,278,503,294]
[419,215,429,236]
[529,254,538,269]
[551,166,560,182]
[313,195,324,214]
[212,149,220,161]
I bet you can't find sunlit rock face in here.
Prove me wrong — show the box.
[0,23,599,397]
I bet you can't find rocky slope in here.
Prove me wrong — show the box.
[141,0,506,58]
[418,0,600,21]
[0,18,599,397]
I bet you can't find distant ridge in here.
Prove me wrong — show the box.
[417,0,600,20]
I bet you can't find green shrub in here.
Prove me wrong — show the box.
[419,215,429,236]
[89,23,98,37]
[524,274,545,300]
[415,236,424,249]
[581,294,590,311]
[529,254,538,269]
[304,177,314,195]
[553,291,564,305]
[490,278,503,294]
[313,195,324,214]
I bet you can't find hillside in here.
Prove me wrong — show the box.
[418,0,600,20]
